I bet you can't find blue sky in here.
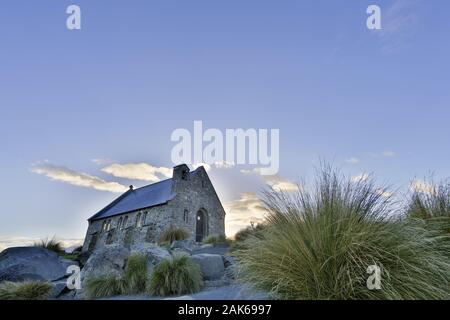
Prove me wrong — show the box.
[0,0,449,249]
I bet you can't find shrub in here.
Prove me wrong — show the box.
[84,275,126,299]
[158,227,190,244]
[407,179,450,231]
[234,223,267,242]
[148,254,203,296]
[0,281,52,300]
[233,167,450,300]
[34,237,63,253]
[84,253,148,299]
[123,253,148,294]
[202,234,229,246]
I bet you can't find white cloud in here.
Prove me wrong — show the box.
[213,161,235,169]
[192,163,212,172]
[224,193,267,237]
[265,176,299,192]
[31,163,128,193]
[376,189,393,198]
[91,158,115,165]
[346,157,360,164]
[351,173,370,183]
[0,236,83,253]
[101,163,172,182]
[410,179,435,195]
[382,151,396,157]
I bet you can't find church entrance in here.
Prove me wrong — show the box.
[195,210,207,242]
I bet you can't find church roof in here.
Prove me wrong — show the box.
[88,177,176,221]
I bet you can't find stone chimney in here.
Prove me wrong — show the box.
[172,164,190,181]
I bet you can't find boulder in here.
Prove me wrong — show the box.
[0,247,74,282]
[130,244,171,273]
[80,245,130,281]
[170,240,196,253]
[190,254,225,280]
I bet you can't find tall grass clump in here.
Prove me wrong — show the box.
[233,166,450,300]
[34,237,63,253]
[0,281,52,300]
[202,234,229,246]
[407,179,450,231]
[159,227,190,244]
[84,253,148,299]
[84,275,126,299]
[123,253,148,294]
[147,254,203,296]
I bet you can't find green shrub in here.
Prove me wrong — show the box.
[202,234,229,246]
[233,167,450,300]
[148,254,203,296]
[234,223,267,242]
[34,237,63,253]
[158,227,190,244]
[84,253,149,299]
[0,281,52,300]
[84,275,126,299]
[123,253,148,294]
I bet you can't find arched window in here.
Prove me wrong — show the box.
[184,210,189,223]
[117,217,123,230]
[142,212,147,226]
[102,221,107,232]
[136,213,142,227]
[122,216,128,229]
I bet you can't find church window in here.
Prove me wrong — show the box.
[184,209,189,223]
[122,216,128,229]
[136,213,142,227]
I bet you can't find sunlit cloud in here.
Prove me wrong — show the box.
[346,157,360,164]
[224,192,267,237]
[410,179,435,195]
[351,173,370,183]
[192,163,212,172]
[264,176,299,192]
[31,163,128,193]
[101,163,172,182]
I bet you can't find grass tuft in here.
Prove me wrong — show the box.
[233,166,450,300]
[159,227,190,244]
[84,275,126,299]
[0,281,52,300]
[34,237,63,253]
[123,253,148,294]
[202,234,229,246]
[147,254,203,297]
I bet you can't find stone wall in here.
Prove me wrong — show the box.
[82,165,226,253]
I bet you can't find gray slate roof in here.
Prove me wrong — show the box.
[88,178,175,221]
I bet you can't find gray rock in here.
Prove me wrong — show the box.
[81,245,130,281]
[0,247,71,282]
[170,240,196,253]
[131,244,171,273]
[50,280,68,299]
[190,254,225,280]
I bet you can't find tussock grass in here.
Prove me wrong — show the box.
[123,254,148,294]
[0,281,52,300]
[159,227,190,244]
[233,167,450,300]
[34,237,63,253]
[84,275,126,299]
[147,254,203,297]
[202,234,229,246]
[84,253,148,299]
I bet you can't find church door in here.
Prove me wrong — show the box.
[196,210,206,242]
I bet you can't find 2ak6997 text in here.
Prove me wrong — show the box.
[222,304,272,316]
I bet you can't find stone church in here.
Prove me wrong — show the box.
[82,164,226,253]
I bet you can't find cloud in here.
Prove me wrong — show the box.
[346,157,360,164]
[192,163,212,172]
[351,173,370,183]
[213,161,235,169]
[224,193,267,237]
[374,0,422,53]
[101,163,172,182]
[382,151,396,157]
[410,179,435,195]
[0,236,83,253]
[264,176,299,192]
[31,163,128,193]
[376,189,393,198]
[91,158,115,165]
